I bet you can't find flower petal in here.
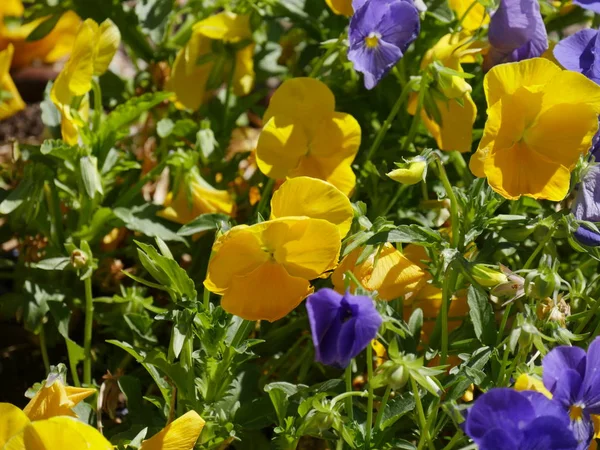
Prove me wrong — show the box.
[93,19,120,76]
[233,43,255,96]
[140,411,205,450]
[573,166,600,222]
[581,338,600,410]
[542,70,600,115]
[0,403,29,447]
[306,288,345,366]
[270,177,354,237]
[543,345,587,399]
[479,428,519,450]
[193,12,252,42]
[221,260,311,321]
[553,29,598,75]
[291,153,357,196]
[574,226,600,247]
[337,294,382,366]
[23,380,77,421]
[347,38,402,90]
[521,416,579,450]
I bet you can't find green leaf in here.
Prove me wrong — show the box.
[367,225,443,247]
[26,14,61,41]
[29,257,71,271]
[380,393,416,429]
[114,204,186,243]
[467,285,497,346]
[177,213,231,236]
[196,127,218,160]
[80,156,104,198]
[135,0,173,29]
[40,139,78,161]
[0,179,34,214]
[157,118,174,138]
[264,382,299,427]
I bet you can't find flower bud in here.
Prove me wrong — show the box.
[389,365,409,390]
[525,267,559,299]
[70,249,88,269]
[472,264,508,287]
[387,156,427,185]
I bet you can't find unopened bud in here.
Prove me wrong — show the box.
[389,365,409,390]
[387,156,427,186]
[472,264,508,287]
[70,249,88,269]
[525,267,559,299]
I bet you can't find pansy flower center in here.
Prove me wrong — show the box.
[569,404,585,421]
[365,32,381,49]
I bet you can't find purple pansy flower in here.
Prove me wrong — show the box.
[572,165,600,246]
[483,0,548,70]
[554,28,600,84]
[306,288,382,368]
[464,388,577,450]
[541,338,600,449]
[572,0,600,14]
[347,0,420,90]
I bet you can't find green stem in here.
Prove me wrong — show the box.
[441,266,453,366]
[39,324,50,376]
[365,344,374,449]
[381,185,409,217]
[497,342,511,386]
[523,223,556,270]
[309,33,344,78]
[230,319,254,348]
[496,303,512,346]
[402,75,429,152]
[83,276,94,386]
[364,79,416,163]
[203,286,210,310]
[374,385,392,430]
[449,151,472,186]
[114,160,167,208]
[255,178,275,220]
[575,296,600,334]
[44,181,64,248]
[345,363,354,421]
[442,430,464,450]
[412,377,430,450]
[435,156,461,249]
[223,58,237,131]
[69,350,81,387]
[91,78,103,131]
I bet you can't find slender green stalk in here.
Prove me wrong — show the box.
[223,58,237,131]
[39,324,50,376]
[365,79,416,163]
[523,223,557,270]
[374,385,392,430]
[575,296,600,334]
[91,78,103,131]
[69,351,81,387]
[230,319,254,348]
[496,303,512,346]
[381,185,409,217]
[83,276,94,385]
[309,33,344,78]
[442,430,464,450]
[365,344,374,449]
[435,156,461,249]
[402,75,429,152]
[440,267,453,366]
[412,377,431,450]
[114,160,168,208]
[44,182,64,248]
[255,178,275,220]
[345,363,354,421]
[496,342,511,386]
[203,287,210,310]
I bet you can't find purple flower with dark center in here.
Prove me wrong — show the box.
[483,0,548,71]
[541,338,600,449]
[554,29,600,85]
[572,165,600,246]
[347,0,420,90]
[464,388,578,450]
[306,288,382,368]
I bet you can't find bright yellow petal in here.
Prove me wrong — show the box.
[469,148,487,178]
[484,142,571,201]
[93,19,121,76]
[541,69,600,114]
[270,176,354,237]
[63,386,96,406]
[264,78,335,136]
[0,403,29,447]
[255,115,309,179]
[23,380,77,421]
[325,0,354,16]
[221,260,312,321]
[291,154,357,196]
[1,0,24,17]
[193,12,252,42]
[41,12,81,64]
[403,244,431,271]
[525,103,598,169]
[64,20,96,97]
[448,0,489,31]
[593,415,600,440]
[311,112,361,160]
[514,374,552,398]
[204,225,269,294]
[140,411,205,450]
[266,217,340,279]
[421,94,476,153]
[233,43,255,96]
[0,46,25,120]
[484,58,561,107]
[331,248,360,294]
[361,244,427,300]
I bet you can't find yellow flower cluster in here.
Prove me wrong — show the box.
[0,378,205,450]
[0,44,25,120]
[169,11,255,111]
[256,78,361,195]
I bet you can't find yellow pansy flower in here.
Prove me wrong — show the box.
[158,167,237,224]
[0,44,25,120]
[140,411,205,450]
[0,0,80,70]
[0,403,111,450]
[325,0,354,16]
[50,18,120,145]
[270,176,354,238]
[256,78,361,196]
[408,33,478,153]
[205,217,341,321]
[470,58,600,201]
[168,12,255,111]
[332,243,427,301]
[22,379,95,421]
[448,0,489,31]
